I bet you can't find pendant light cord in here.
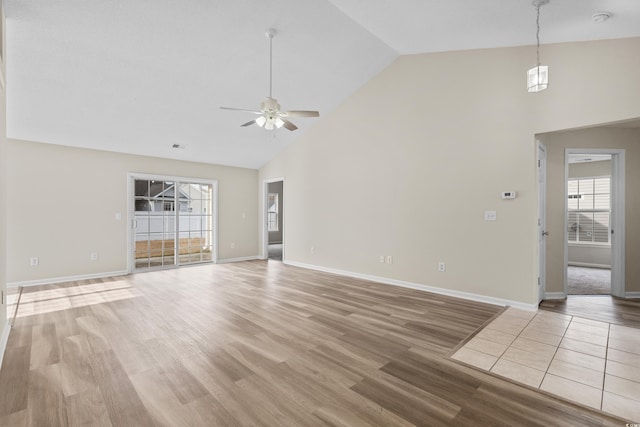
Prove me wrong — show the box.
[269,34,273,99]
[535,4,541,67]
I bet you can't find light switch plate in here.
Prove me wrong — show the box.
[484,210,497,221]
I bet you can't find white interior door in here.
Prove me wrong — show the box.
[537,142,547,303]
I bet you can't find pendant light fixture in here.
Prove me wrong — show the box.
[527,0,549,92]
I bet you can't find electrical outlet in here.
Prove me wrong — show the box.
[310,246,315,254]
[91,252,99,261]
[30,257,39,266]
[438,262,446,272]
[230,242,235,249]
[379,255,385,263]
[386,256,393,264]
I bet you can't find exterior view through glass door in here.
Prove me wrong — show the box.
[133,177,215,270]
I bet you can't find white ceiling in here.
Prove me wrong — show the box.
[5,0,640,169]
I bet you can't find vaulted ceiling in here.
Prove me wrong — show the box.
[5,0,640,169]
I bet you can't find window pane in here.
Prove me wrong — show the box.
[579,194,593,210]
[578,179,593,194]
[568,211,577,242]
[593,212,610,243]
[594,193,610,210]
[567,180,578,194]
[578,213,594,242]
[594,177,610,193]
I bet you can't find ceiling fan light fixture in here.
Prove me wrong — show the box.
[255,116,267,127]
[220,29,319,133]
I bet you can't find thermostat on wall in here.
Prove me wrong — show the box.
[501,191,517,199]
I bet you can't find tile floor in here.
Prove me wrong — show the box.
[451,308,640,423]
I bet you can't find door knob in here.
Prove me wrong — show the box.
[542,231,549,236]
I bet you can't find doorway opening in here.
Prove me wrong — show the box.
[264,179,284,261]
[564,150,624,298]
[129,174,218,272]
[566,154,612,295]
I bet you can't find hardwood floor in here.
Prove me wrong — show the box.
[540,295,640,328]
[0,261,627,426]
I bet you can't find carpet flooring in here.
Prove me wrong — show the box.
[567,266,611,295]
[268,243,282,260]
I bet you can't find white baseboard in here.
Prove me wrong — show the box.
[7,270,129,288]
[217,256,261,264]
[284,260,538,312]
[544,292,566,300]
[625,292,640,299]
[0,320,10,370]
[568,262,610,269]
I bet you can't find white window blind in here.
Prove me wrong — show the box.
[267,193,279,232]
[567,176,610,244]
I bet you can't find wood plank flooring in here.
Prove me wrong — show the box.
[0,261,628,426]
[540,295,640,328]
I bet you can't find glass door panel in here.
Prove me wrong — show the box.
[134,178,214,271]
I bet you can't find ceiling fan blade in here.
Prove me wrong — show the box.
[283,110,319,118]
[220,106,263,114]
[282,119,298,131]
[240,120,256,127]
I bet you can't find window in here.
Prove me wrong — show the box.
[133,177,215,270]
[267,193,279,232]
[567,176,610,244]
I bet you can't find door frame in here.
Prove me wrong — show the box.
[263,177,285,261]
[537,141,547,303]
[563,149,625,297]
[127,173,219,273]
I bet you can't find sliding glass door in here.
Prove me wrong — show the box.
[132,176,216,271]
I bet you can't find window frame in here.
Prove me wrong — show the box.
[267,192,279,232]
[567,175,611,246]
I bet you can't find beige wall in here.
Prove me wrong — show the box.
[7,140,259,284]
[259,37,640,305]
[540,127,640,294]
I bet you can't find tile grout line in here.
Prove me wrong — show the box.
[538,313,572,391]
[457,309,640,419]
[486,309,536,372]
[600,322,611,410]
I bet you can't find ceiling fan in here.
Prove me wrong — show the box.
[220,29,319,131]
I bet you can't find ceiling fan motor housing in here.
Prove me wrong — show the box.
[261,98,280,113]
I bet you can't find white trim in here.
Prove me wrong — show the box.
[537,141,547,304]
[625,292,640,299]
[7,270,128,288]
[568,262,610,269]
[0,321,10,370]
[127,173,219,273]
[284,260,538,312]
[544,292,566,300]
[217,256,261,264]
[262,177,285,261]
